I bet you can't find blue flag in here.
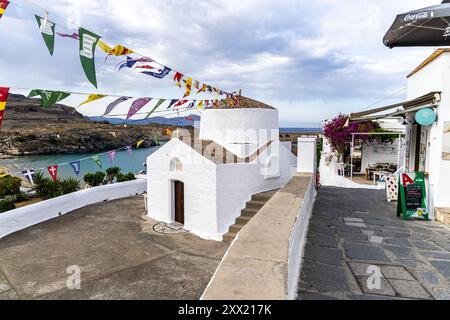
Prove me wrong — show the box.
[70,161,81,176]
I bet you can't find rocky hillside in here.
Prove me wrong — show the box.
[0,94,172,156]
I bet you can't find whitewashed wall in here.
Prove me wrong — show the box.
[407,52,450,210]
[0,179,147,239]
[216,142,297,236]
[146,139,219,240]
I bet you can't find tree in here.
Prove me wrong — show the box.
[0,176,22,197]
[105,167,121,184]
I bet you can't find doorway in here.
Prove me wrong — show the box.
[173,181,184,225]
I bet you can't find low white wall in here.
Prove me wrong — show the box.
[288,175,316,299]
[0,179,147,239]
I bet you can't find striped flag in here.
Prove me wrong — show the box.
[127,98,152,120]
[0,0,10,20]
[104,96,129,116]
[0,87,9,128]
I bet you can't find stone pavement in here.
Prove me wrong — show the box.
[0,196,229,300]
[297,187,450,300]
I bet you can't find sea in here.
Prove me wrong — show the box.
[1,128,322,181]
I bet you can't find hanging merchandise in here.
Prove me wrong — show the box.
[79,27,101,88]
[70,161,81,175]
[35,15,56,55]
[0,0,9,20]
[28,89,70,107]
[0,87,9,128]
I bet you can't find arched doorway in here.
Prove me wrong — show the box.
[173,181,184,225]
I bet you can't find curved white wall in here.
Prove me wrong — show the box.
[199,109,279,157]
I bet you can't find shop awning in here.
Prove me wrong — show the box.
[349,92,441,122]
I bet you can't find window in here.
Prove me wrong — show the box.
[170,158,183,172]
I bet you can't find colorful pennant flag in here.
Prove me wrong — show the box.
[107,150,116,163]
[127,98,152,120]
[35,15,56,56]
[70,161,81,176]
[141,66,171,79]
[97,40,134,59]
[28,90,70,108]
[0,0,9,20]
[197,83,207,94]
[78,94,107,107]
[47,165,58,182]
[144,99,166,119]
[104,96,129,116]
[56,32,79,39]
[174,72,183,88]
[91,155,102,169]
[167,99,178,110]
[124,146,133,156]
[22,169,35,184]
[186,116,194,121]
[117,56,137,70]
[0,87,9,128]
[184,77,193,98]
[136,140,145,149]
[187,102,195,109]
[173,99,188,108]
[79,27,101,88]
[197,100,204,109]
[164,128,173,137]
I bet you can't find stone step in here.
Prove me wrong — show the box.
[236,216,252,225]
[223,232,237,242]
[251,190,278,202]
[246,200,266,210]
[241,207,259,218]
[229,224,243,234]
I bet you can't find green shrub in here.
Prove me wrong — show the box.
[0,197,16,213]
[105,167,121,184]
[83,172,105,187]
[33,171,80,200]
[0,176,22,197]
[60,177,81,194]
[15,192,30,202]
[116,172,136,183]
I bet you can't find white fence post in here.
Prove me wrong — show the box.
[297,137,317,174]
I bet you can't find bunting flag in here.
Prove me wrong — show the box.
[136,140,144,149]
[47,165,58,182]
[196,100,204,109]
[197,83,207,94]
[127,98,152,120]
[70,161,81,176]
[118,56,137,70]
[35,15,56,56]
[167,99,178,109]
[124,146,133,156]
[164,128,173,137]
[173,99,188,108]
[135,65,158,70]
[184,77,193,97]
[144,99,165,119]
[0,0,9,20]
[22,169,36,184]
[0,87,9,128]
[104,96,129,116]
[141,66,171,79]
[78,94,107,107]
[91,155,102,169]
[107,150,116,163]
[56,32,79,39]
[174,72,183,88]
[187,102,195,109]
[28,90,70,107]
[97,40,134,59]
[79,27,101,88]
[186,116,194,121]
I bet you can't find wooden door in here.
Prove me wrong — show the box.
[174,181,184,224]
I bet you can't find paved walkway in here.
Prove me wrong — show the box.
[0,196,228,300]
[297,187,450,300]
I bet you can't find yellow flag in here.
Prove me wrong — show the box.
[196,100,204,109]
[97,40,134,57]
[184,77,193,98]
[97,40,112,54]
[79,94,107,107]
[137,140,145,149]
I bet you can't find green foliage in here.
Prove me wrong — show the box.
[116,172,136,183]
[0,176,22,197]
[33,171,80,200]
[105,167,121,184]
[83,171,106,187]
[0,197,15,213]
[367,128,402,144]
[316,137,323,169]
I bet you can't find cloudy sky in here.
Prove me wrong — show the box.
[0,0,439,126]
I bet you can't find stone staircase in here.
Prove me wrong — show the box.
[436,208,450,226]
[223,189,279,242]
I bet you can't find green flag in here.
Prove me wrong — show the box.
[28,90,71,107]
[79,27,101,88]
[145,99,166,119]
[91,155,102,169]
[35,15,55,56]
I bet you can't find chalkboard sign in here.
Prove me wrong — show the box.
[397,172,429,221]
